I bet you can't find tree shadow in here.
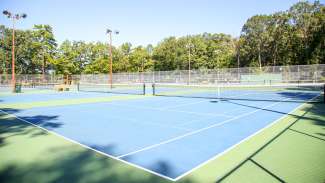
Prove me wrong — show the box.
[157,91,323,103]
[224,98,325,141]
[0,108,62,147]
[278,91,322,102]
[89,144,119,156]
[20,115,62,129]
[216,99,325,182]
[298,102,325,139]
[0,144,195,183]
[151,161,175,179]
[223,100,325,125]
[0,108,195,182]
[315,133,325,137]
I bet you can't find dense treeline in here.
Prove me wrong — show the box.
[0,1,324,75]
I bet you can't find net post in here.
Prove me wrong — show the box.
[143,83,146,95]
[152,83,155,95]
[217,85,221,100]
[77,83,80,92]
[323,83,325,104]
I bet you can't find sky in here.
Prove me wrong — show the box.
[0,0,314,47]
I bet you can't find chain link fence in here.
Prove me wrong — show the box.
[1,64,325,86]
[77,64,325,85]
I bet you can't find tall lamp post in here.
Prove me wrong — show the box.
[186,43,194,85]
[42,45,46,81]
[0,29,6,82]
[141,58,144,83]
[214,49,221,83]
[146,45,153,83]
[106,29,119,89]
[2,10,27,92]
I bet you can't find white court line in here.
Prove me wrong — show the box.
[0,93,318,181]
[0,109,175,182]
[160,100,208,110]
[117,95,295,159]
[108,113,192,132]
[218,91,307,116]
[167,108,233,118]
[160,92,255,109]
[221,105,250,115]
[176,114,227,128]
[176,116,218,128]
[108,102,233,118]
[105,103,231,131]
[216,93,267,115]
[173,93,320,181]
[159,93,253,110]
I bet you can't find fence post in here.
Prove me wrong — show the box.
[152,83,155,95]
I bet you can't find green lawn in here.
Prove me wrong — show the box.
[1,101,324,183]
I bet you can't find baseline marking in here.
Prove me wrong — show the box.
[0,109,175,182]
[108,113,192,131]
[117,96,293,159]
[173,94,319,181]
[160,100,208,110]
[108,102,233,118]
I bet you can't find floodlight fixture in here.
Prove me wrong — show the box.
[2,10,27,92]
[106,28,119,88]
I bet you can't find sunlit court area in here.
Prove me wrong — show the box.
[1,1,325,183]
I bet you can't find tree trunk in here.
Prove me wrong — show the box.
[237,48,240,80]
[258,45,262,70]
[273,43,277,72]
[42,54,45,81]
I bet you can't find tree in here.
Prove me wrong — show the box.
[241,15,273,69]
[0,0,323,75]
[32,24,57,76]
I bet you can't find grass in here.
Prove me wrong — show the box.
[0,94,147,109]
[0,96,324,183]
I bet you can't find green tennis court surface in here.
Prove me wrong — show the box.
[0,85,324,183]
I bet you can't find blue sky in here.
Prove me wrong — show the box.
[0,0,310,46]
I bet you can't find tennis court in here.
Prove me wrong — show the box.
[0,82,323,181]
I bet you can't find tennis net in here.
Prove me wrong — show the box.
[152,83,324,103]
[30,82,58,90]
[77,83,146,95]
[0,82,59,92]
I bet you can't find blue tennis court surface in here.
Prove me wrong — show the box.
[0,88,321,181]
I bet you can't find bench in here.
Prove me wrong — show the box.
[54,84,70,91]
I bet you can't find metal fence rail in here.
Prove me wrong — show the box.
[1,64,324,85]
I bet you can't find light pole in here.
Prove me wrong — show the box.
[186,43,194,85]
[141,58,144,83]
[214,49,221,83]
[42,44,46,81]
[3,10,27,92]
[147,45,153,83]
[235,37,241,81]
[106,29,119,88]
[0,29,6,82]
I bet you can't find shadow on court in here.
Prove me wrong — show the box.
[1,96,324,182]
[0,108,60,147]
[0,107,195,183]
[156,90,323,104]
[222,99,325,127]
[299,102,325,139]
[216,98,325,182]
[0,144,196,183]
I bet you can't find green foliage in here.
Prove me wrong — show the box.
[32,24,57,74]
[239,0,324,68]
[0,1,323,75]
